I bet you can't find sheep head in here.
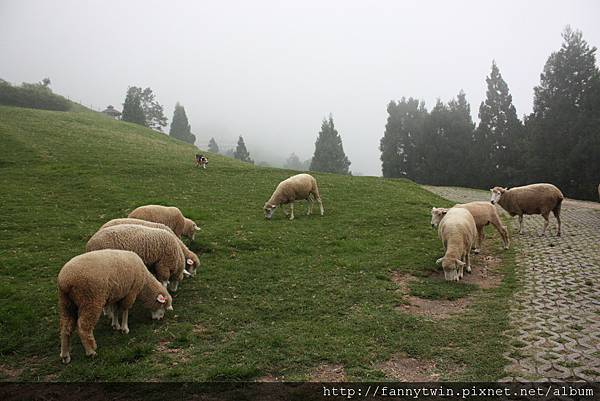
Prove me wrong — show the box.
[264,202,277,220]
[490,187,507,205]
[430,207,448,228]
[436,257,465,281]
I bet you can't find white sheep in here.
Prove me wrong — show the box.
[264,173,324,220]
[490,183,564,236]
[128,205,200,240]
[436,207,477,281]
[58,249,173,364]
[86,224,186,292]
[430,201,509,253]
[100,218,200,276]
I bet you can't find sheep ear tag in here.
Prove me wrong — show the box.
[157,294,167,304]
[186,259,194,265]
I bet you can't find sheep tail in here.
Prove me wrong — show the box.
[59,289,78,321]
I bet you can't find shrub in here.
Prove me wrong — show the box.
[0,79,70,111]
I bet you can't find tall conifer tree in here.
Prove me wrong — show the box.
[310,115,351,174]
[169,102,196,144]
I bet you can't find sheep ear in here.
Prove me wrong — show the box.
[195,226,201,231]
[436,257,444,265]
[157,294,167,304]
[186,259,194,265]
[183,269,192,277]
[441,210,447,215]
[456,259,466,266]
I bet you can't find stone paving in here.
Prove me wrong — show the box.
[424,186,600,381]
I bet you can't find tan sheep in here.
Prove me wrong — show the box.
[264,173,324,220]
[86,224,186,292]
[436,207,477,281]
[430,202,509,253]
[58,249,173,364]
[99,218,201,276]
[128,205,200,240]
[490,183,564,236]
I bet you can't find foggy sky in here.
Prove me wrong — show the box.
[2,0,599,175]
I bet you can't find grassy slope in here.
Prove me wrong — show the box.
[0,106,516,381]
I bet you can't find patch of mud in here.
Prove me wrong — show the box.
[390,271,412,292]
[309,364,346,382]
[376,354,440,381]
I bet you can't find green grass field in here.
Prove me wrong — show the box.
[0,106,517,381]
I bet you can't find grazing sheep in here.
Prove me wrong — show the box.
[86,224,186,292]
[430,202,509,253]
[436,207,477,281]
[128,205,200,240]
[490,183,564,236]
[100,218,200,276]
[264,173,324,220]
[58,250,173,364]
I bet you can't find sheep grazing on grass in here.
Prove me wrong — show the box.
[86,224,186,292]
[128,205,200,240]
[435,208,477,282]
[58,250,173,364]
[264,173,324,220]
[100,218,200,276]
[490,183,564,236]
[430,202,509,253]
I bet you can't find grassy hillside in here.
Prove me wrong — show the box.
[0,106,516,381]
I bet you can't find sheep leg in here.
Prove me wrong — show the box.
[118,293,137,334]
[553,210,562,237]
[474,227,483,254]
[289,202,295,220]
[107,304,120,330]
[465,252,471,274]
[76,304,103,357]
[518,215,524,234]
[490,218,510,249]
[59,311,76,364]
[120,309,130,334]
[306,196,314,215]
[282,204,289,217]
[317,197,324,216]
[541,213,550,236]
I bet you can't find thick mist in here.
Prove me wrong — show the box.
[1,0,599,175]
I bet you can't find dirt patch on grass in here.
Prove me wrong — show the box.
[255,374,285,382]
[155,339,191,364]
[376,354,440,381]
[399,295,471,318]
[427,254,502,290]
[0,364,23,380]
[309,364,346,382]
[393,271,470,318]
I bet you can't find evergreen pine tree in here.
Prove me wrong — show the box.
[380,98,427,179]
[310,115,351,174]
[234,136,254,164]
[208,137,219,153]
[474,62,524,188]
[121,87,146,126]
[169,102,196,144]
[528,26,600,199]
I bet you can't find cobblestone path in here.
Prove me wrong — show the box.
[424,186,600,381]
